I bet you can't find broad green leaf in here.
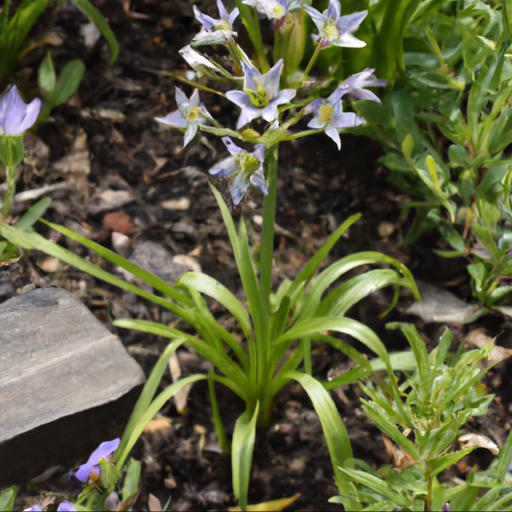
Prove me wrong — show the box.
[232,404,259,511]
[286,371,353,495]
[117,374,206,468]
[70,0,119,66]
[38,52,56,98]
[51,59,85,106]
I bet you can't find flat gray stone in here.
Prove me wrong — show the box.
[0,287,144,444]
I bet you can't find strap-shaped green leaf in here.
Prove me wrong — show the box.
[116,374,206,468]
[287,213,362,301]
[113,318,249,399]
[70,0,119,66]
[40,219,191,306]
[232,404,259,511]
[178,271,252,337]
[0,487,17,512]
[117,338,184,458]
[285,371,353,495]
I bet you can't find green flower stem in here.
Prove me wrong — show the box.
[2,165,16,218]
[301,42,322,85]
[259,145,278,312]
[281,129,324,141]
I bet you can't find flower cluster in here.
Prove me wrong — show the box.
[155,0,385,204]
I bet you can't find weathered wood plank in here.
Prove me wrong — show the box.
[0,287,144,444]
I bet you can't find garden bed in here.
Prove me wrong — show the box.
[4,0,512,510]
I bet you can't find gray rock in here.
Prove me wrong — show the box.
[0,287,144,483]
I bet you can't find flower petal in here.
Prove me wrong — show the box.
[183,122,198,147]
[334,32,366,48]
[338,10,367,34]
[155,110,187,129]
[57,502,77,512]
[250,168,268,195]
[193,6,217,30]
[327,0,341,20]
[225,90,261,128]
[325,123,341,149]
[231,172,250,205]
[209,156,238,177]
[17,97,42,134]
[303,5,325,30]
[222,136,244,155]
[75,438,120,483]
[262,59,284,98]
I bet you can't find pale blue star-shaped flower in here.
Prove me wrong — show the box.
[192,0,239,46]
[307,93,365,149]
[209,137,267,205]
[304,0,367,48]
[155,87,211,147]
[333,68,386,103]
[242,0,303,20]
[226,59,296,129]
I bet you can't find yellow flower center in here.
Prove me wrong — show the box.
[272,4,285,18]
[322,19,339,41]
[187,107,202,121]
[236,152,260,174]
[246,84,270,108]
[215,19,231,31]
[318,104,334,124]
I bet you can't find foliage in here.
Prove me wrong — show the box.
[331,323,512,511]
[0,0,118,89]
[354,0,512,309]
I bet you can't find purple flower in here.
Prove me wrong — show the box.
[226,59,296,129]
[442,503,451,512]
[209,137,267,205]
[155,88,211,147]
[192,0,239,46]
[57,502,77,512]
[307,93,364,149]
[242,0,303,20]
[23,506,42,512]
[304,0,367,48]
[0,85,41,136]
[333,68,387,103]
[74,438,120,484]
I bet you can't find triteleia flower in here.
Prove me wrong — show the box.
[0,85,41,136]
[442,504,451,512]
[242,0,303,20]
[304,0,367,48]
[209,137,267,205]
[307,93,364,149]
[23,506,42,512]
[333,68,386,103]
[192,0,239,46]
[155,88,211,147]
[74,438,120,484]
[57,502,77,512]
[226,59,296,129]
